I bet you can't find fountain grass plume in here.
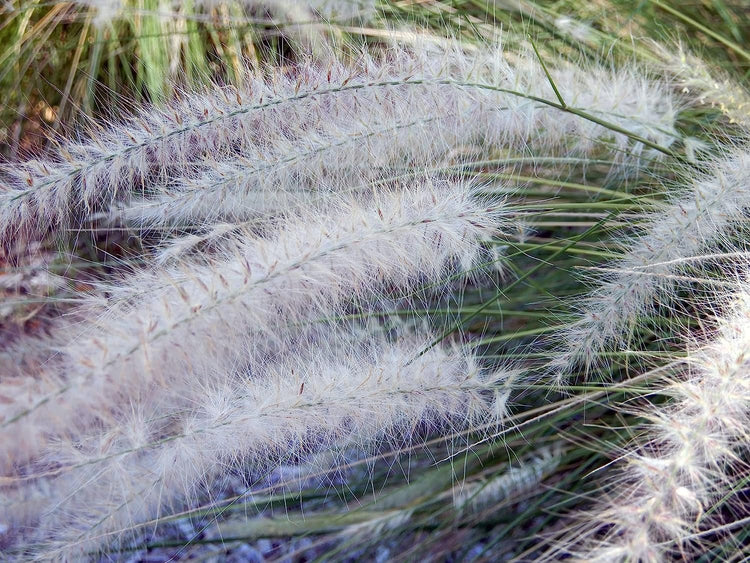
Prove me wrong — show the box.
[22,335,514,560]
[657,44,750,130]
[116,42,681,232]
[0,179,507,476]
[548,144,750,379]
[554,281,750,561]
[0,40,678,242]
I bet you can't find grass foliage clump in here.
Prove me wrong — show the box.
[1,0,750,560]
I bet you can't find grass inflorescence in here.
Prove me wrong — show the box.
[1,0,749,561]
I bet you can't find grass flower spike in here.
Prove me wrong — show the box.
[558,283,750,560]
[0,179,506,475]
[550,146,750,377]
[0,42,677,240]
[3,2,750,559]
[24,336,512,559]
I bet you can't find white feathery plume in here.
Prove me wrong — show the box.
[549,145,750,377]
[558,283,750,561]
[117,43,680,231]
[658,45,750,130]
[0,42,678,241]
[0,180,505,475]
[25,336,512,559]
